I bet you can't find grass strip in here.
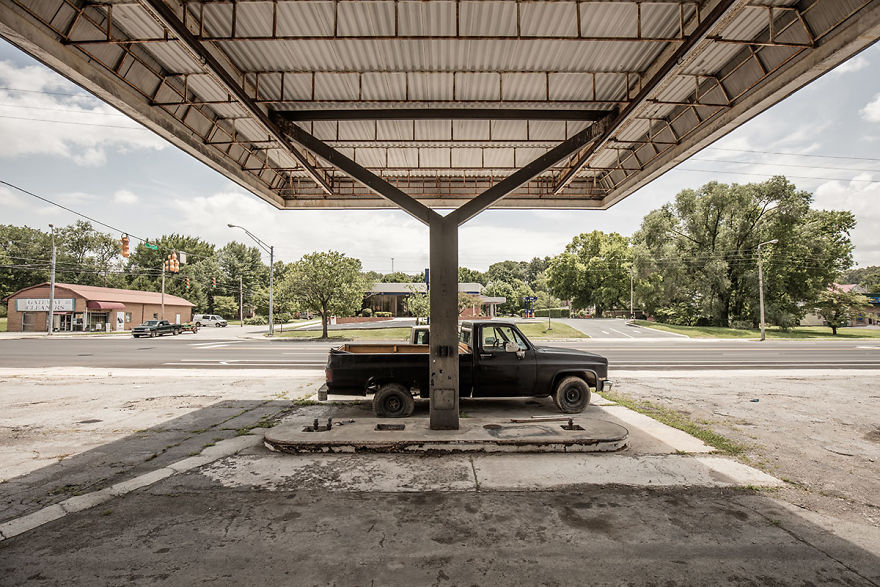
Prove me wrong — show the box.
[633,319,880,339]
[601,390,745,455]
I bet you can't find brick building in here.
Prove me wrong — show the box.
[3,283,194,333]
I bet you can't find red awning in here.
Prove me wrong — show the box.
[86,301,125,310]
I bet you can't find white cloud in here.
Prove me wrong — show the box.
[814,174,880,266]
[832,55,869,75]
[113,189,138,204]
[0,60,167,165]
[170,190,430,271]
[0,185,27,209]
[861,93,880,123]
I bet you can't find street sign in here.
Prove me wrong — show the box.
[523,296,538,301]
[144,242,158,250]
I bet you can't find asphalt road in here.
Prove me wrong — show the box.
[1,334,879,370]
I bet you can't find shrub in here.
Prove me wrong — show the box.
[534,308,570,318]
[361,308,373,317]
[374,311,392,318]
[244,316,268,325]
[730,320,753,330]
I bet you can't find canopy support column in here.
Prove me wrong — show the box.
[429,214,460,430]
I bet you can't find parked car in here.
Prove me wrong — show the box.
[132,320,179,338]
[323,320,612,417]
[193,314,227,328]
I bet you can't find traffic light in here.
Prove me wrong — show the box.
[212,276,216,288]
[121,234,129,258]
[165,253,179,273]
[185,276,190,290]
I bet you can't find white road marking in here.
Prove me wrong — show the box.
[609,328,634,338]
[601,330,610,335]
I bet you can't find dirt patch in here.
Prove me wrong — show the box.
[610,373,880,529]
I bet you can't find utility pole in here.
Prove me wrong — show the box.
[239,275,244,327]
[161,260,165,320]
[391,257,394,273]
[268,245,274,336]
[757,239,778,341]
[47,224,56,335]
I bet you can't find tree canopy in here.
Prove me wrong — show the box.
[632,177,854,326]
[281,251,366,338]
[546,231,630,317]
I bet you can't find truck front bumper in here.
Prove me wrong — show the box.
[599,379,614,392]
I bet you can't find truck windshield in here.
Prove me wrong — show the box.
[479,325,528,351]
[142,321,158,326]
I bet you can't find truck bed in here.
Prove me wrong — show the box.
[336,342,469,354]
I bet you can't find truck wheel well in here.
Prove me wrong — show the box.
[550,371,596,394]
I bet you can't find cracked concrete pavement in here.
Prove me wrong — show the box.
[0,369,879,585]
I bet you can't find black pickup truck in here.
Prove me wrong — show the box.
[132,320,180,338]
[323,320,612,417]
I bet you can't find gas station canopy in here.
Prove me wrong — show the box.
[3,0,879,215]
[3,0,879,430]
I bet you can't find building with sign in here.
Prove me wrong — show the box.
[800,284,880,327]
[364,282,504,319]
[3,283,194,333]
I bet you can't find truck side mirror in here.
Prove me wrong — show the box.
[504,342,519,353]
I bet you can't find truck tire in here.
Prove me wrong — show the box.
[150,330,157,338]
[373,384,414,418]
[553,376,590,414]
[196,322,202,327]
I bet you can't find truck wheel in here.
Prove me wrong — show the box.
[150,330,157,338]
[196,322,202,327]
[373,384,414,418]
[553,376,590,414]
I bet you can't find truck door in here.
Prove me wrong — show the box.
[473,324,537,396]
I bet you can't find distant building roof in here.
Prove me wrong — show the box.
[5,282,194,307]
[832,283,867,294]
[368,282,484,295]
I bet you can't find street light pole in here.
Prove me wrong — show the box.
[227,224,275,336]
[757,239,778,341]
[47,224,55,335]
[630,265,634,320]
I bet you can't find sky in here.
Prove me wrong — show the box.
[1,39,879,273]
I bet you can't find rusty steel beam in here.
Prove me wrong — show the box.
[552,0,745,194]
[139,0,333,196]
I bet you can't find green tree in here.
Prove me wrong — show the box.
[282,251,366,338]
[632,177,854,326]
[213,295,238,320]
[405,285,430,324]
[458,292,482,315]
[814,287,870,335]
[458,267,486,285]
[486,260,526,285]
[485,278,534,315]
[0,224,51,298]
[841,266,880,292]
[381,271,419,283]
[547,231,630,317]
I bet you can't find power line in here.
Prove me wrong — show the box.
[0,102,126,117]
[0,180,150,243]
[705,147,880,163]
[0,86,98,99]
[675,167,880,184]
[690,157,880,173]
[0,114,146,131]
